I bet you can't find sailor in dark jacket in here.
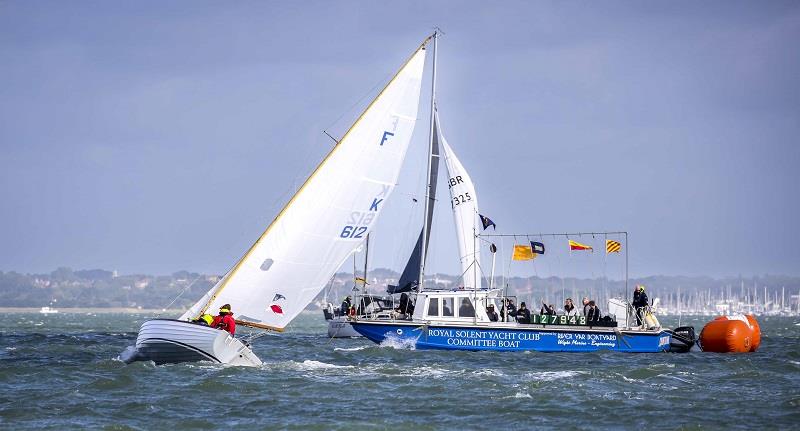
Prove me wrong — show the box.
[501,298,517,322]
[586,300,601,324]
[582,297,590,317]
[341,296,352,317]
[486,304,499,322]
[515,302,531,324]
[632,285,649,325]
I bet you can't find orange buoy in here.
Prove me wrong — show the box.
[699,315,759,353]
[745,314,761,352]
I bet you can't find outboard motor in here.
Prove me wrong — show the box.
[668,326,696,352]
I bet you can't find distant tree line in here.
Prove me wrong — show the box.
[1,267,797,309]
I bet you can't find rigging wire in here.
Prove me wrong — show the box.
[157,274,205,318]
[323,70,395,136]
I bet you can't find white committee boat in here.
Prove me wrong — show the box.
[124,34,434,365]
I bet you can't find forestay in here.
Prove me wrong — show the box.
[181,46,428,329]
[440,114,482,290]
[388,111,440,294]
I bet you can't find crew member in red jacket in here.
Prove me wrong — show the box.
[211,304,236,336]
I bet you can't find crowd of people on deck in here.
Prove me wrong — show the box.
[485,285,650,326]
[183,285,651,339]
[484,296,604,324]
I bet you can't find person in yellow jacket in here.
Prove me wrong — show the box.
[191,313,214,326]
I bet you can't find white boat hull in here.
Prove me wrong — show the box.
[327,317,361,338]
[125,319,262,366]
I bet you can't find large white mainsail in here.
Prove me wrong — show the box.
[180,42,429,330]
[439,113,482,290]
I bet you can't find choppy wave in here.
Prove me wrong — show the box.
[523,370,588,381]
[332,345,370,352]
[379,334,417,350]
[1,313,798,429]
[292,359,355,371]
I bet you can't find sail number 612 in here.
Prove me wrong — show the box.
[340,225,367,239]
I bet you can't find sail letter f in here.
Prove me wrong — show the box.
[380,131,394,146]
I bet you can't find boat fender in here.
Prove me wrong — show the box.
[699,314,760,353]
[644,312,660,329]
[348,306,356,318]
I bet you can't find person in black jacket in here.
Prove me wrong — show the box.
[582,297,590,317]
[340,296,352,317]
[486,304,499,322]
[397,292,414,317]
[632,285,649,325]
[586,300,601,324]
[515,302,531,324]
[501,298,517,322]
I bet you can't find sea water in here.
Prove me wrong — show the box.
[1,312,798,429]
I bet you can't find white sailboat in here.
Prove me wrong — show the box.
[124,35,433,365]
[39,306,59,315]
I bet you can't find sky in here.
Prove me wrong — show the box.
[1,1,798,279]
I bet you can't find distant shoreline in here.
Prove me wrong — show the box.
[1,307,320,315]
[0,307,183,314]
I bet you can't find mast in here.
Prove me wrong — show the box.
[363,233,370,297]
[419,30,438,291]
[624,231,628,299]
[473,222,477,325]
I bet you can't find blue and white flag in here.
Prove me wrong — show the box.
[479,214,496,230]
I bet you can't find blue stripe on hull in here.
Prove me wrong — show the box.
[351,322,671,353]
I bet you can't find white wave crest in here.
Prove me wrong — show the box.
[379,334,416,350]
[293,360,355,371]
[408,365,451,378]
[333,345,370,352]
[472,368,505,377]
[524,370,588,382]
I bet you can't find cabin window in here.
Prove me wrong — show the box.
[457,297,475,318]
[427,298,439,317]
[442,297,454,317]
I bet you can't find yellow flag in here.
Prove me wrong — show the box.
[606,240,621,253]
[512,244,535,260]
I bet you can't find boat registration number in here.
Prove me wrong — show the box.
[530,314,587,325]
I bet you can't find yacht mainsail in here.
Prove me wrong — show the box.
[180,42,429,330]
[388,116,440,294]
[440,114,482,290]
